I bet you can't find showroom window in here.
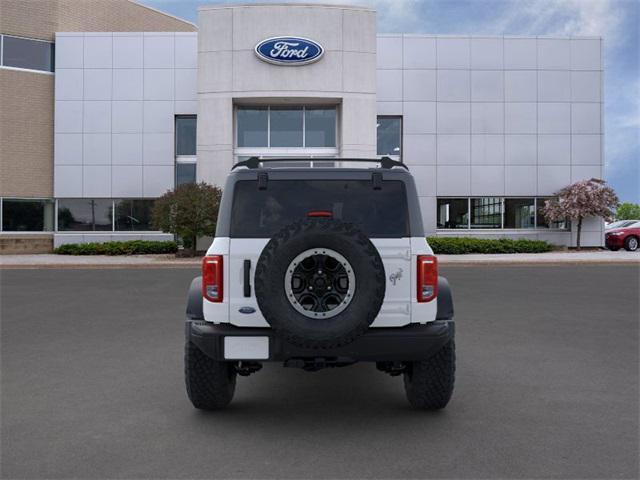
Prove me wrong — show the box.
[1,34,54,73]
[1,198,54,232]
[536,198,569,229]
[53,199,159,232]
[504,198,535,229]
[377,116,402,160]
[436,197,569,230]
[437,198,469,229]
[175,116,196,186]
[235,106,338,161]
[114,199,155,231]
[471,197,502,229]
[57,199,113,231]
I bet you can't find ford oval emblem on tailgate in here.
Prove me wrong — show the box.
[239,306,256,314]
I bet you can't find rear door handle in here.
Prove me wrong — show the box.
[243,260,251,297]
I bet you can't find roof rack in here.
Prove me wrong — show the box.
[231,156,409,171]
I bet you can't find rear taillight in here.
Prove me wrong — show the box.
[417,255,438,302]
[202,255,223,302]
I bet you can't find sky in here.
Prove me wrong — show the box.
[140,0,639,203]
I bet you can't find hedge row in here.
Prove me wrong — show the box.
[427,236,553,254]
[54,240,178,255]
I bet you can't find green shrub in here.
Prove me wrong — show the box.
[427,236,553,254]
[54,240,178,256]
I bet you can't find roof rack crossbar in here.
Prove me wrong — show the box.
[231,156,409,171]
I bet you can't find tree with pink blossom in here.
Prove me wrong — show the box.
[542,178,619,250]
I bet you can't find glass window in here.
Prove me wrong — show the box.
[230,180,409,238]
[114,199,155,231]
[504,198,535,229]
[305,107,336,147]
[471,197,502,229]
[270,107,303,147]
[437,198,469,229]
[2,35,54,72]
[176,163,196,186]
[536,198,568,229]
[2,199,54,231]
[377,117,402,157]
[176,116,196,156]
[57,199,112,231]
[237,107,268,147]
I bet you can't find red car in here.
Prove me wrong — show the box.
[605,221,640,251]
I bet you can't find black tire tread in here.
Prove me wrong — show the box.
[184,341,236,410]
[403,340,456,410]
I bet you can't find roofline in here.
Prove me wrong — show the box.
[129,0,198,29]
[198,3,374,12]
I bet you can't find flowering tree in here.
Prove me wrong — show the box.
[152,182,222,256]
[542,178,619,250]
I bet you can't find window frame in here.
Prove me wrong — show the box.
[376,115,403,162]
[0,34,55,75]
[175,115,197,186]
[234,105,339,161]
[0,197,55,232]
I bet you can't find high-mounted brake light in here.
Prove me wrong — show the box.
[307,210,333,218]
[202,255,223,302]
[417,255,438,302]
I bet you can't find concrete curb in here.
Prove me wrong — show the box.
[1,252,639,269]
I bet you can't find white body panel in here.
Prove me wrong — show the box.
[202,236,438,327]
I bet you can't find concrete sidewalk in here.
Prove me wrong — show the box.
[1,250,639,268]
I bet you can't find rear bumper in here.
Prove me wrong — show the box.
[605,235,624,248]
[186,320,454,362]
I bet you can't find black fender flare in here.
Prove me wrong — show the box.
[186,276,204,320]
[436,276,454,320]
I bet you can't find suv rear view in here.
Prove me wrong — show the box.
[185,158,455,410]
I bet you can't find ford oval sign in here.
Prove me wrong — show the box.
[255,36,324,66]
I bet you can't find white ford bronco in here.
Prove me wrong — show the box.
[185,157,455,410]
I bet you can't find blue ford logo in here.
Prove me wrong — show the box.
[255,36,324,66]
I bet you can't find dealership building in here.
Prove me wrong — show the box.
[0,1,605,252]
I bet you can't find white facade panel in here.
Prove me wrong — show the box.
[436,38,470,69]
[113,69,144,100]
[470,38,503,69]
[471,71,503,101]
[437,103,470,134]
[471,103,503,134]
[504,38,537,69]
[402,36,436,69]
[113,36,143,68]
[83,35,112,68]
[55,69,83,100]
[505,71,537,102]
[54,32,197,199]
[84,69,112,101]
[83,133,111,165]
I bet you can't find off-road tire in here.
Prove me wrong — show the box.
[403,340,455,410]
[254,219,386,349]
[185,341,236,410]
[624,236,638,251]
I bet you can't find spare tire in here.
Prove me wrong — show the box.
[254,219,385,349]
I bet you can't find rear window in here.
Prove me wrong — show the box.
[230,180,409,238]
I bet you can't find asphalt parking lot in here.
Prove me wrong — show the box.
[1,265,638,479]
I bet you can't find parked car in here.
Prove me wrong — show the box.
[184,157,456,410]
[605,220,639,230]
[605,222,640,251]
